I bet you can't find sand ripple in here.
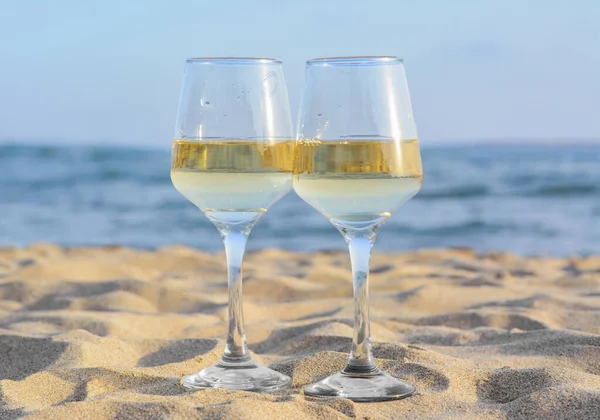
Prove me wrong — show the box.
[0,245,599,419]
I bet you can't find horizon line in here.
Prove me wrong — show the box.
[0,137,599,150]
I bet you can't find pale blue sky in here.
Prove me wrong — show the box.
[0,0,598,146]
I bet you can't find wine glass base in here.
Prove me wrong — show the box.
[304,371,416,402]
[181,361,291,393]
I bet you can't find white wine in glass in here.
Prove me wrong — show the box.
[294,139,422,227]
[294,56,422,402]
[172,139,294,224]
[172,58,293,392]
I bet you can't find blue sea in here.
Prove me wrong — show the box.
[1,143,599,257]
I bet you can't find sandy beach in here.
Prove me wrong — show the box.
[0,244,599,419]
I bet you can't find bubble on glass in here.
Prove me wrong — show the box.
[263,72,278,96]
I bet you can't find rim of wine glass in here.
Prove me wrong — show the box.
[307,56,403,66]
[186,57,282,65]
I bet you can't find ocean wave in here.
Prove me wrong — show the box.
[527,184,598,197]
[503,174,538,186]
[385,220,557,237]
[0,144,69,160]
[88,200,140,212]
[411,220,516,236]
[5,171,171,190]
[0,144,164,163]
[417,185,490,199]
[87,148,154,162]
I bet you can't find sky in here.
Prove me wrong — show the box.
[0,0,598,147]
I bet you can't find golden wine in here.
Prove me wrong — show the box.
[171,140,294,223]
[293,139,422,226]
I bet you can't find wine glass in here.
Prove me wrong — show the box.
[293,56,422,401]
[172,57,293,392]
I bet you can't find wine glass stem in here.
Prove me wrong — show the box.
[221,230,251,364]
[344,235,379,375]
